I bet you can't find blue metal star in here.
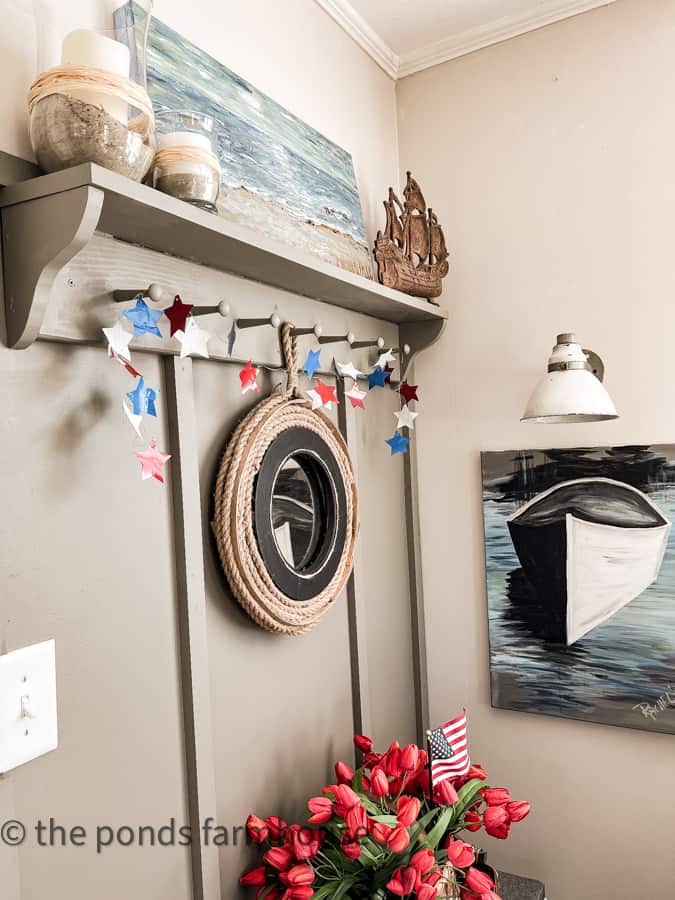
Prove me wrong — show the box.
[127,377,158,417]
[302,348,322,380]
[385,431,410,456]
[368,367,388,390]
[123,296,163,338]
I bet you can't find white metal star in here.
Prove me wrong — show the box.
[102,320,133,360]
[394,406,418,430]
[335,359,363,381]
[376,348,396,369]
[175,318,210,359]
[306,389,333,411]
[122,398,143,438]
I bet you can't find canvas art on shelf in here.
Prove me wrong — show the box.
[481,444,675,734]
[117,3,373,279]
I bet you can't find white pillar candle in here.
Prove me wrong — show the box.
[158,131,213,176]
[61,29,130,125]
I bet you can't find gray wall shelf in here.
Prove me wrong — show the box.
[0,160,447,354]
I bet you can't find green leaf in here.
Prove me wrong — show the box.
[330,877,356,900]
[255,888,276,900]
[367,814,398,826]
[450,778,485,826]
[421,805,454,850]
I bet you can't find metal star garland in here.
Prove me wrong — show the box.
[175,317,210,359]
[127,377,158,417]
[112,352,141,378]
[385,431,410,456]
[306,388,328,411]
[315,379,338,406]
[302,348,322,380]
[400,381,419,404]
[122,399,143,438]
[227,321,237,357]
[395,406,418,430]
[367,367,388,390]
[135,439,171,483]
[306,379,338,411]
[163,294,194,336]
[102,320,133,360]
[345,384,367,409]
[239,360,260,394]
[376,348,396,369]
[123,296,163,338]
[335,359,363,381]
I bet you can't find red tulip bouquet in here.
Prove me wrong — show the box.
[240,733,530,899]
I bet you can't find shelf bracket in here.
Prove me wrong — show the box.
[1,185,104,349]
[398,316,447,382]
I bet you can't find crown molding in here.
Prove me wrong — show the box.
[314,0,616,80]
[397,0,617,78]
[313,0,400,78]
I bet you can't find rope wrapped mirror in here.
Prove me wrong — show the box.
[213,324,358,635]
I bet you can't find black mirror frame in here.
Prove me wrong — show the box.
[254,427,348,601]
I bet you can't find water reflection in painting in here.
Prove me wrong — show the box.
[481,445,675,733]
[118,2,373,278]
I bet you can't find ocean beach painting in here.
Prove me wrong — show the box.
[481,444,675,734]
[118,3,373,278]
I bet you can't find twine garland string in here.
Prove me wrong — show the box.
[213,324,358,635]
[28,65,155,140]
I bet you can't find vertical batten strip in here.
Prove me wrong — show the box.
[336,380,374,745]
[401,362,431,745]
[164,356,221,900]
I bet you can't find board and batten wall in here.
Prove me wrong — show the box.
[0,2,411,899]
[397,0,675,897]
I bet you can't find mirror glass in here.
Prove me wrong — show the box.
[272,456,322,571]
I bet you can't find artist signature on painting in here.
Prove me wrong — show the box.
[633,685,675,720]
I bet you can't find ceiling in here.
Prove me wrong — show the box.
[314,0,616,78]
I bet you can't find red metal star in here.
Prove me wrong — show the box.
[315,379,338,406]
[345,385,366,409]
[383,363,394,384]
[239,360,260,394]
[135,439,171,483]
[400,381,419,404]
[163,294,194,336]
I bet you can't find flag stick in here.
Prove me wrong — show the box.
[426,728,433,801]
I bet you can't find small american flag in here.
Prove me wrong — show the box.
[428,709,471,787]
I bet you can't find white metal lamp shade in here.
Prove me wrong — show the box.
[522,333,618,423]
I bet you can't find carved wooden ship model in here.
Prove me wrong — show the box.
[374,172,449,303]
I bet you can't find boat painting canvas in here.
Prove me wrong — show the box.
[117,3,373,279]
[482,445,675,734]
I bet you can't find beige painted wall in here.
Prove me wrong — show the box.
[397,1,675,897]
[0,1,406,899]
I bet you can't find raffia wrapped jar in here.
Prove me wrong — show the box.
[436,867,461,898]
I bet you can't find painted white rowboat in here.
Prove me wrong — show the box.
[507,477,671,645]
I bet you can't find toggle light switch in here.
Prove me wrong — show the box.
[0,640,58,773]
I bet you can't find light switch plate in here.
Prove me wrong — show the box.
[0,640,58,773]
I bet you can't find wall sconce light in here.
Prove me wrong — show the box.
[522,333,618,423]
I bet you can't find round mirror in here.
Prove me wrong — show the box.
[272,455,324,571]
[254,428,346,601]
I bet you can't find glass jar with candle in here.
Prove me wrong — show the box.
[28,0,156,181]
[152,110,222,212]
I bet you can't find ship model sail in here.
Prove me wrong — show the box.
[374,172,449,303]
